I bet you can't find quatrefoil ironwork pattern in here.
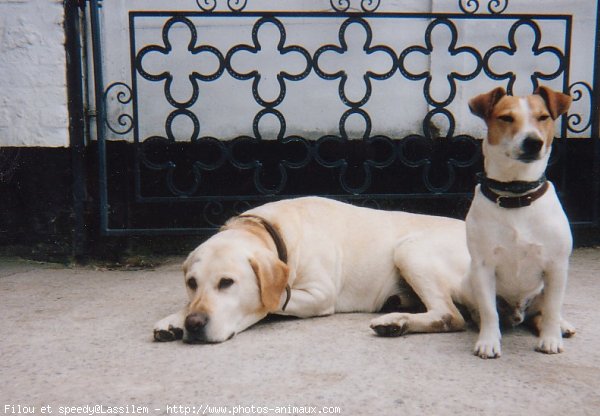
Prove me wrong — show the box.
[314,17,397,108]
[398,109,480,193]
[228,109,312,195]
[121,11,573,199]
[483,19,565,94]
[400,18,482,108]
[315,134,396,194]
[226,16,312,108]
[136,16,224,108]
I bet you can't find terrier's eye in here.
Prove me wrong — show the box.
[498,115,514,123]
[187,277,198,291]
[538,114,551,121]
[218,277,235,290]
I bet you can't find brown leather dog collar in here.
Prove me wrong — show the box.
[236,214,291,311]
[476,172,547,194]
[480,181,549,208]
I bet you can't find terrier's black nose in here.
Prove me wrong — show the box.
[185,313,209,334]
[522,136,544,155]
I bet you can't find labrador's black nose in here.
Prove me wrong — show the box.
[185,312,209,334]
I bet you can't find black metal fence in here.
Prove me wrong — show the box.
[86,0,600,235]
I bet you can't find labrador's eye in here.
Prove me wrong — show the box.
[498,115,514,123]
[218,277,235,290]
[187,277,198,291]
[538,114,550,121]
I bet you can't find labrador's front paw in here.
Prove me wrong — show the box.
[153,309,187,342]
[153,325,183,342]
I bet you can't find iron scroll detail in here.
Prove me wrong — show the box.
[330,0,381,13]
[459,0,509,14]
[91,2,600,235]
[126,12,572,198]
[196,0,247,12]
[103,82,133,135]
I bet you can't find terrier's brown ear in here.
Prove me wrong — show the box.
[534,86,572,120]
[249,255,289,312]
[468,87,507,120]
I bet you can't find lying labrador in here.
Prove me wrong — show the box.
[154,196,473,343]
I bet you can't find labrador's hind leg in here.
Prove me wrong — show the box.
[371,236,467,336]
[371,310,464,336]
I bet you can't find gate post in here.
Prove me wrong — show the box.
[592,3,600,226]
[65,0,88,258]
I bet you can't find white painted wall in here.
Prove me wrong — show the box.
[0,0,68,147]
[0,0,597,148]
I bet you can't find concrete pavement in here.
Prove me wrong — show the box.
[1,249,600,416]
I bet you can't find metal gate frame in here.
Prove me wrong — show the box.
[86,0,600,236]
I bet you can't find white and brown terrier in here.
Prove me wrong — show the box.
[467,86,575,358]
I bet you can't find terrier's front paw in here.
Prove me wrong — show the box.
[474,337,501,359]
[536,336,564,354]
[560,320,576,338]
[153,325,183,342]
[530,316,576,338]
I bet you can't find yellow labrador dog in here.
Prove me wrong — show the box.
[154,197,473,343]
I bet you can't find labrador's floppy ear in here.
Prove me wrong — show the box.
[182,248,198,276]
[468,87,507,120]
[249,254,289,312]
[534,85,572,120]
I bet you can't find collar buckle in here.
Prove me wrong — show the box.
[482,181,550,209]
[496,195,507,208]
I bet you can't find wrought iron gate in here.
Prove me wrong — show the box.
[87,0,600,235]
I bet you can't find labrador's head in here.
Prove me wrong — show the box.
[180,223,289,343]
